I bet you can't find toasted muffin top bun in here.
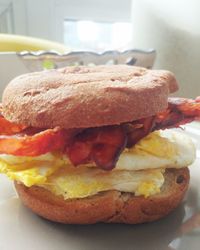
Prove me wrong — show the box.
[2,65,178,129]
[15,168,189,224]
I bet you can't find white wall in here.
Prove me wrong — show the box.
[0,0,132,42]
[0,0,27,34]
[131,0,200,98]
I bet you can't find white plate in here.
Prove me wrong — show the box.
[0,123,200,250]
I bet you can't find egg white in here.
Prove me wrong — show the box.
[115,130,196,171]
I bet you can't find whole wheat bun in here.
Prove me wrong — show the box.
[15,168,189,224]
[2,65,178,129]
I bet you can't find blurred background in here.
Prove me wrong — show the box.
[0,0,132,51]
[0,0,199,97]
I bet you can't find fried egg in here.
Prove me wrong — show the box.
[116,130,196,171]
[0,129,196,199]
[45,167,165,199]
[0,159,64,187]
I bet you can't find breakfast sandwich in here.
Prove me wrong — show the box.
[0,65,199,224]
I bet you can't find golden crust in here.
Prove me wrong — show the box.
[15,168,189,224]
[2,65,178,129]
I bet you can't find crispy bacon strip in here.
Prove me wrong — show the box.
[0,115,27,135]
[124,116,155,148]
[0,96,199,170]
[154,96,200,130]
[122,97,200,147]
[172,96,200,116]
[0,127,67,156]
[67,126,127,170]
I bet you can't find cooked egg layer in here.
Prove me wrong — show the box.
[45,167,164,199]
[0,130,196,199]
[116,130,195,170]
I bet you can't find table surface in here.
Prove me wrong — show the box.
[0,123,200,250]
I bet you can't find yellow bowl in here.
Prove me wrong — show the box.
[0,34,70,53]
